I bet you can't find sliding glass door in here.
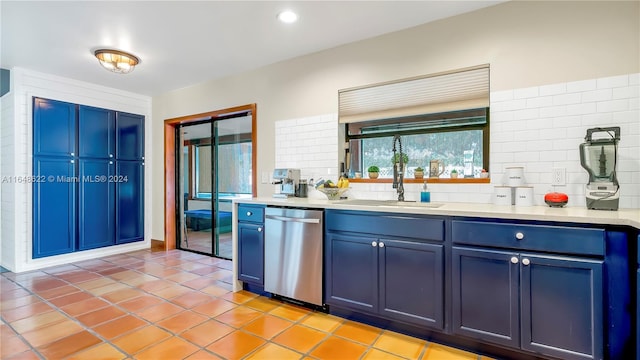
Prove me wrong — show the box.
[176,113,252,258]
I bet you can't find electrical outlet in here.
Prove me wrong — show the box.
[261,171,270,184]
[552,168,566,186]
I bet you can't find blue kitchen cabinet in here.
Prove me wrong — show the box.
[116,112,144,160]
[33,97,145,258]
[115,161,144,244]
[637,234,639,360]
[325,232,378,313]
[379,239,444,328]
[325,210,445,329]
[33,98,76,157]
[452,220,605,360]
[520,254,603,360]
[451,247,520,348]
[237,205,266,285]
[238,223,265,285]
[78,159,115,250]
[32,157,76,258]
[78,105,115,159]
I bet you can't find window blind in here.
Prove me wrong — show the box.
[338,64,489,124]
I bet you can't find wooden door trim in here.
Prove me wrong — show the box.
[164,104,257,250]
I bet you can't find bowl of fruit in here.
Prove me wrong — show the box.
[316,178,350,200]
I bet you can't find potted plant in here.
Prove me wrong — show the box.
[367,165,380,179]
[414,167,424,179]
[392,153,409,165]
[450,169,459,179]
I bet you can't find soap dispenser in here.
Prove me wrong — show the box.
[421,180,431,203]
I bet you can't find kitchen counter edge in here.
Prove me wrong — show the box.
[233,197,640,230]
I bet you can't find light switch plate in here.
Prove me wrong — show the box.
[261,171,270,184]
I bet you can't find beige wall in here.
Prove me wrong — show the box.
[151,1,639,240]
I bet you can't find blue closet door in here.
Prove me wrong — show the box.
[33,98,76,157]
[78,159,115,250]
[116,161,144,244]
[116,112,144,160]
[78,106,115,159]
[33,157,76,258]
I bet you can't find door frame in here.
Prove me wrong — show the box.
[164,104,257,250]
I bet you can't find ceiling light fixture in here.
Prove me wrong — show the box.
[277,10,298,24]
[94,49,140,74]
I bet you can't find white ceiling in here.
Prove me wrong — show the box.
[1,1,503,97]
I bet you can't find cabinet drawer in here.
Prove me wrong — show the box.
[452,220,604,256]
[238,205,265,223]
[326,210,444,242]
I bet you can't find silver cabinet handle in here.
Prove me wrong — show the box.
[379,242,385,248]
[70,152,74,156]
[109,154,113,158]
[522,258,530,266]
[371,241,377,247]
[510,256,519,264]
[515,232,524,240]
[257,227,262,232]
[70,160,74,163]
[109,161,113,165]
[265,215,321,224]
[142,156,145,160]
[247,211,252,216]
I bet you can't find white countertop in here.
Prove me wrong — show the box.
[235,197,640,230]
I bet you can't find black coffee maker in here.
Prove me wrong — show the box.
[579,127,620,210]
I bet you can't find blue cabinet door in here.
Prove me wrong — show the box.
[379,239,444,329]
[78,159,115,250]
[78,106,115,159]
[452,247,520,348]
[521,254,603,360]
[116,112,144,160]
[33,98,76,157]
[325,233,378,313]
[238,222,264,285]
[32,157,76,258]
[116,161,144,244]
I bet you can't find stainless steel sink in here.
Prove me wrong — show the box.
[335,199,444,208]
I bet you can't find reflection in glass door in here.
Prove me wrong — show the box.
[176,114,253,259]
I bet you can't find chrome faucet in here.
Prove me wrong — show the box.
[392,135,405,202]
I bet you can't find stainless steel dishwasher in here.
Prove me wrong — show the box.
[264,207,323,306]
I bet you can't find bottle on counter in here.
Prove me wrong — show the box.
[420,180,431,203]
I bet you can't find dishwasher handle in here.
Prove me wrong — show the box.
[265,214,321,224]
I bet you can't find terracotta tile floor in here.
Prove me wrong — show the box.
[0,249,492,360]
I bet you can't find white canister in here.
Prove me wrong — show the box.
[515,186,534,207]
[494,186,512,206]
[505,166,526,187]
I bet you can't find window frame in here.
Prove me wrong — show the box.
[345,108,490,184]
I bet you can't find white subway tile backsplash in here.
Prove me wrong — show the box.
[553,93,582,106]
[566,102,597,116]
[539,105,567,118]
[539,83,567,96]
[490,90,514,102]
[597,99,629,113]
[597,74,629,89]
[273,73,640,209]
[526,96,553,108]
[512,108,540,121]
[567,79,597,93]
[581,89,612,102]
[514,86,539,99]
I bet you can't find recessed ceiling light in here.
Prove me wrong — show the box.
[277,10,298,24]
